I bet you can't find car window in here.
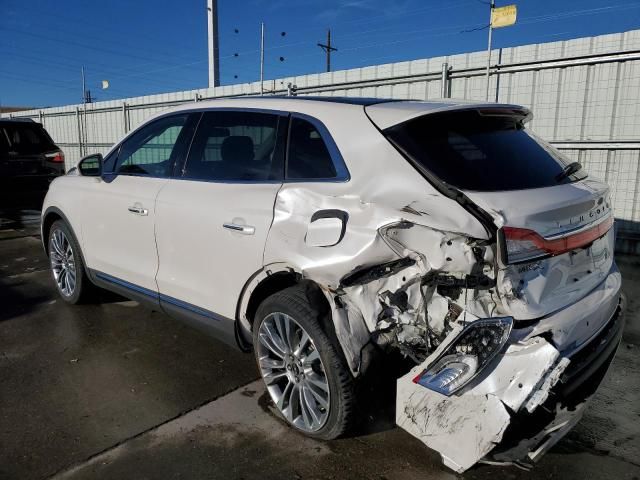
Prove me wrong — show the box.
[286,117,337,180]
[2,124,55,155]
[183,111,282,181]
[0,128,9,156]
[384,110,587,191]
[114,114,188,177]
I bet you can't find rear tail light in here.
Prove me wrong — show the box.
[503,216,614,264]
[45,150,65,163]
[413,317,513,396]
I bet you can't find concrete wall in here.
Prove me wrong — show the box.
[6,29,640,242]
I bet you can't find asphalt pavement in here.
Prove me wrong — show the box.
[1,207,639,480]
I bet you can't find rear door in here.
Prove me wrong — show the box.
[380,108,614,319]
[155,110,286,327]
[81,113,198,293]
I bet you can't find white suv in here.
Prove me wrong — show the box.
[42,97,625,472]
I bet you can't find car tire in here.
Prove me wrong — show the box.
[48,219,92,304]
[253,284,355,440]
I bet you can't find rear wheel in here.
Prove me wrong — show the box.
[48,220,92,304]
[253,285,355,440]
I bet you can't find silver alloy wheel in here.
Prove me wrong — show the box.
[49,229,76,297]
[257,312,330,432]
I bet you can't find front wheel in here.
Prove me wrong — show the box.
[253,285,355,440]
[48,220,92,304]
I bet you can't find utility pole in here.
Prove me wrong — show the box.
[207,0,220,88]
[80,66,87,156]
[81,66,87,104]
[485,0,495,101]
[81,67,92,103]
[260,22,265,95]
[317,29,337,72]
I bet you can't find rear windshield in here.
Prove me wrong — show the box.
[384,110,587,191]
[1,123,55,155]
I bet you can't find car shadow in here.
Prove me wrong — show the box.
[0,277,51,323]
[354,349,414,435]
[91,287,129,304]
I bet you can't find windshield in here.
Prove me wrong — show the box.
[384,110,587,191]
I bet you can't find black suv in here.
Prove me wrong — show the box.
[0,119,65,208]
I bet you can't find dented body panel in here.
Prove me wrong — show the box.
[257,104,491,372]
[465,178,615,320]
[397,334,564,472]
[233,98,623,472]
[397,279,622,472]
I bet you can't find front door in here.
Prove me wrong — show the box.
[81,113,196,293]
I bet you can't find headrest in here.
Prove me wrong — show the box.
[221,136,254,162]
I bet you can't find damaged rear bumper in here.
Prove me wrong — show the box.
[396,275,626,473]
[490,294,625,468]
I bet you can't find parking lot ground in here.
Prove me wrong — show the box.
[1,210,640,480]
[0,212,258,480]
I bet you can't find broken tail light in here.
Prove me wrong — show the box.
[503,216,614,264]
[45,150,65,163]
[413,317,513,396]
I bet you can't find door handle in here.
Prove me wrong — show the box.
[223,223,255,235]
[128,205,148,216]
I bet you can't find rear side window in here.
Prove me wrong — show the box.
[2,123,55,155]
[385,110,587,191]
[183,111,283,181]
[286,117,337,180]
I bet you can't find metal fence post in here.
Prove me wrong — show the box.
[494,47,503,102]
[75,107,84,158]
[122,102,129,134]
[39,110,44,125]
[441,62,450,98]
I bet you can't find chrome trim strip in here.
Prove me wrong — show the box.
[543,214,613,241]
[94,270,222,321]
[101,107,351,184]
[160,294,221,321]
[95,271,158,299]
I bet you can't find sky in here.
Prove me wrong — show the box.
[1,0,640,108]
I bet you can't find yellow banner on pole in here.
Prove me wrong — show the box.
[491,4,517,28]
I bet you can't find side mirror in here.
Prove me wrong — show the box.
[78,153,103,177]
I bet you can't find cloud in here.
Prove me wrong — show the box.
[315,0,415,22]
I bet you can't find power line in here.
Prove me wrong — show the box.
[211,0,475,61]
[4,1,640,104]
[255,2,640,70]
[276,0,475,39]
[215,2,604,84]
[0,2,485,91]
[0,51,192,92]
[0,26,203,68]
[516,3,640,26]
[7,8,205,54]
